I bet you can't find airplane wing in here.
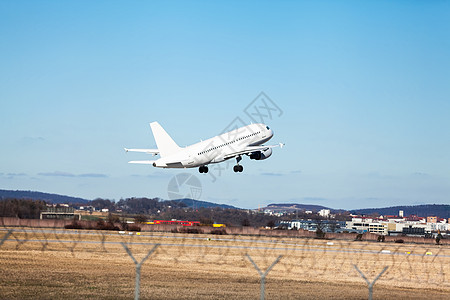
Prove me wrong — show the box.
[128,160,156,165]
[124,148,159,155]
[223,143,285,160]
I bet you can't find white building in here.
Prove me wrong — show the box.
[346,218,388,235]
[346,215,449,236]
[278,219,346,232]
[318,209,330,218]
[427,219,448,232]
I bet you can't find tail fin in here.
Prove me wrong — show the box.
[150,122,181,157]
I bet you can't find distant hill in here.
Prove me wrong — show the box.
[174,198,237,209]
[351,204,450,219]
[0,189,90,204]
[1,189,448,218]
[263,203,450,218]
[0,190,236,209]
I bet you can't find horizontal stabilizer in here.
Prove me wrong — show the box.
[124,148,159,155]
[128,160,156,165]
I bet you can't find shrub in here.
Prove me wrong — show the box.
[103,223,120,231]
[178,227,203,234]
[210,229,227,235]
[134,215,148,224]
[96,219,119,231]
[96,219,106,229]
[315,229,326,239]
[436,233,443,245]
[127,225,141,232]
[65,221,83,229]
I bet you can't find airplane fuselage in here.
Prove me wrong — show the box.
[154,123,273,168]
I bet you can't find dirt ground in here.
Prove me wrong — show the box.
[0,229,449,299]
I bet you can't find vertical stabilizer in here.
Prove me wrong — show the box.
[150,122,181,157]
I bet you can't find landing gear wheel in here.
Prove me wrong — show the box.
[233,165,243,172]
[199,166,209,173]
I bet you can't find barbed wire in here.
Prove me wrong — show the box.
[1,224,449,299]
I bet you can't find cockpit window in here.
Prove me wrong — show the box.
[266,126,270,130]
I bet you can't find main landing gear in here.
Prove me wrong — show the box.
[199,166,208,173]
[199,155,244,173]
[233,165,243,172]
[233,155,243,173]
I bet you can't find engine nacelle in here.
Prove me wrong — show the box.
[249,148,272,160]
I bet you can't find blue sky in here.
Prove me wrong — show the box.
[1,1,449,209]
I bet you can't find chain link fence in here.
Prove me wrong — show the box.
[1,223,449,299]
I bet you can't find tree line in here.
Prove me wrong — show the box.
[0,197,350,228]
[91,198,279,227]
[0,198,47,219]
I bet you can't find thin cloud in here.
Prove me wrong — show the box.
[38,171,76,177]
[38,171,108,178]
[6,173,27,177]
[18,136,46,146]
[0,173,28,179]
[79,173,108,178]
[412,172,430,177]
[261,172,284,176]
[302,197,327,202]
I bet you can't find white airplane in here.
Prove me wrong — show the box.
[125,122,284,173]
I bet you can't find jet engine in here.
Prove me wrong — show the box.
[249,148,272,160]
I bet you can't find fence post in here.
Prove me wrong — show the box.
[121,242,160,300]
[246,254,282,300]
[353,264,388,300]
[0,229,13,247]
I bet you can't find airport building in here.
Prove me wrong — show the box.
[345,218,388,235]
[40,206,81,220]
[277,219,346,232]
[346,213,449,236]
[275,213,448,237]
